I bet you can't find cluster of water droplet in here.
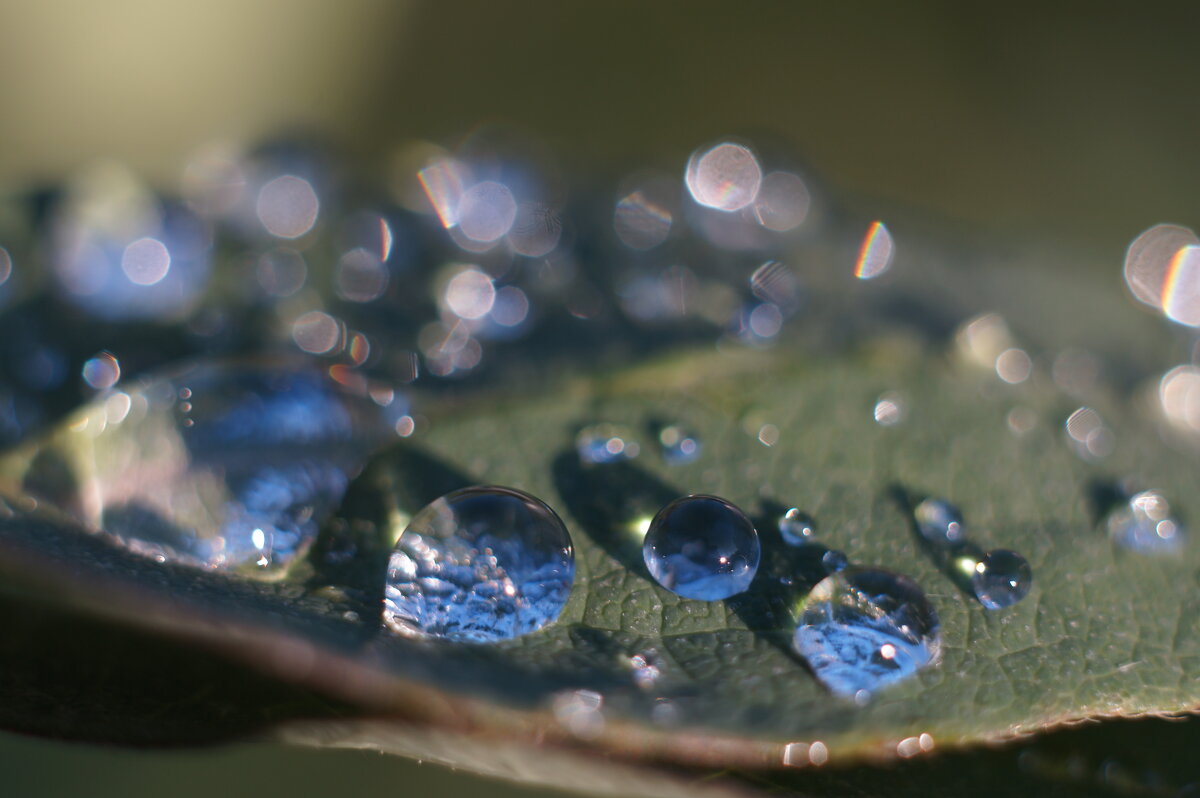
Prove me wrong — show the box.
[913,498,1033,610]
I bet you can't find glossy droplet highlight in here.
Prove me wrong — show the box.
[779,508,816,545]
[643,495,760,600]
[913,498,965,545]
[969,549,1033,609]
[1106,489,1186,554]
[9,364,386,574]
[793,567,940,699]
[383,486,575,642]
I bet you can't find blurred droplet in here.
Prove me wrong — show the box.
[750,260,802,314]
[508,202,561,257]
[854,221,894,280]
[955,313,1017,370]
[256,175,319,239]
[417,157,470,228]
[873,392,906,426]
[753,171,810,232]
[995,348,1032,384]
[614,177,675,250]
[1052,348,1101,397]
[292,311,343,355]
[1160,365,1200,434]
[82,352,121,391]
[658,424,701,465]
[577,424,640,464]
[1162,245,1200,326]
[442,265,496,320]
[1124,223,1198,308]
[457,181,518,244]
[488,285,530,329]
[121,237,171,286]
[1106,489,1186,554]
[1065,406,1113,460]
[0,246,11,287]
[685,142,762,212]
[335,248,389,303]
[256,248,308,298]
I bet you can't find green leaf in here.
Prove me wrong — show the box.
[1,234,1199,797]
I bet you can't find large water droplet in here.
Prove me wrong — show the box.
[9,363,386,574]
[383,485,575,642]
[642,495,760,600]
[792,567,941,699]
[913,498,965,545]
[1106,489,1186,554]
[969,549,1033,609]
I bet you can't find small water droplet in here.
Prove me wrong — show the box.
[628,652,662,689]
[792,567,940,699]
[854,221,894,280]
[383,486,575,642]
[576,424,641,464]
[821,549,849,574]
[1065,406,1114,460]
[1106,489,1186,554]
[657,424,702,465]
[913,498,965,545]
[643,495,760,600]
[970,549,1033,609]
[778,508,816,545]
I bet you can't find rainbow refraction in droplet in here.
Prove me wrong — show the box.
[854,220,894,279]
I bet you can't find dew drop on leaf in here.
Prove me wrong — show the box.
[383,485,575,642]
[642,495,760,600]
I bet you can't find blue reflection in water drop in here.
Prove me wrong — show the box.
[793,567,940,699]
[643,495,760,600]
[913,498,964,545]
[383,486,575,643]
[1106,489,1186,554]
[576,424,640,464]
[821,549,849,574]
[970,549,1033,609]
[69,364,385,573]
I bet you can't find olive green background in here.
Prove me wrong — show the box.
[0,2,1198,796]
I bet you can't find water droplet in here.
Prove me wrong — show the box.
[12,364,385,574]
[1066,406,1114,460]
[792,567,941,698]
[81,352,121,391]
[1106,489,1186,554]
[576,424,640,464]
[970,549,1033,609]
[821,549,849,574]
[383,486,575,642]
[913,498,965,545]
[657,424,701,465]
[643,495,760,600]
[778,508,816,545]
[628,652,662,689]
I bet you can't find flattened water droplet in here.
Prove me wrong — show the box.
[793,567,940,699]
[970,549,1033,609]
[778,508,816,545]
[383,486,575,642]
[657,424,701,465]
[576,424,640,464]
[643,495,760,600]
[913,498,965,545]
[10,363,386,574]
[1106,489,1186,554]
